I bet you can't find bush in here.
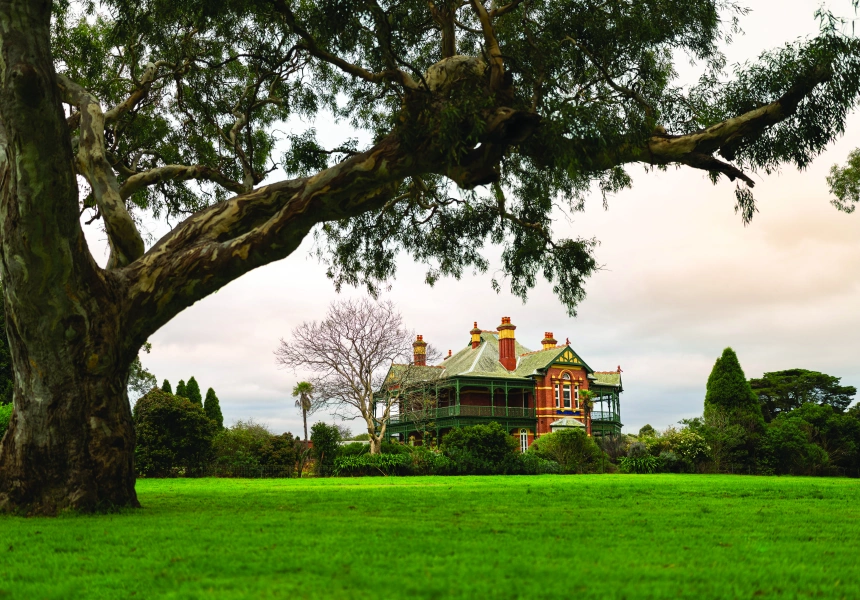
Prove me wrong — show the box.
[133,389,215,477]
[619,454,661,474]
[311,422,342,476]
[0,402,12,440]
[339,441,370,457]
[333,453,411,476]
[408,445,453,475]
[213,420,273,468]
[520,452,561,475]
[441,422,520,475]
[528,429,603,474]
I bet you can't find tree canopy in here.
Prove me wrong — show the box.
[51,0,860,314]
[750,368,857,422]
[2,0,860,514]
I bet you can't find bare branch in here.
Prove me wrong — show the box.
[56,74,144,269]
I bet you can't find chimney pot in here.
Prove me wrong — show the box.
[497,316,517,370]
[541,331,557,350]
[470,321,482,349]
[413,334,427,366]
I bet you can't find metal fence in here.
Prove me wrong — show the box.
[390,404,535,424]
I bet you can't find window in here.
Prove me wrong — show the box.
[554,383,560,408]
[562,373,571,381]
[563,384,571,409]
[520,429,529,453]
[574,385,580,409]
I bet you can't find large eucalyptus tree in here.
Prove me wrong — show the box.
[0,0,858,513]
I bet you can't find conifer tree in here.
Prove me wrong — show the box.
[204,388,224,430]
[704,347,765,471]
[161,379,172,394]
[175,380,187,399]
[186,377,203,405]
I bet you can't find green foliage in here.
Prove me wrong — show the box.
[638,424,657,438]
[161,379,172,394]
[185,377,203,405]
[127,343,157,401]
[828,147,860,213]
[619,454,661,474]
[310,422,342,477]
[175,379,187,399]
[332,453,411,477]
[750,368,857,422]
[440,422,520,475]
[45,1,860,316]
[406,445,453,476]
[704,348,764,470]
[204,387,224,429]
[759,403,860,476]
[0,402,12,440]
[133,388,215,477]
[213,421,273,468]
[528,429,603,474]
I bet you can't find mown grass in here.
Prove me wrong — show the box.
[1,475,859,599]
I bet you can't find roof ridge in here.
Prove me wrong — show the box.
[518,345,564,357]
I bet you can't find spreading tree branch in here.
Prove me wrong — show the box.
[56,74,145,269]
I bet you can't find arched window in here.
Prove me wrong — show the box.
[520,429,529,453]
[561,373,572,409]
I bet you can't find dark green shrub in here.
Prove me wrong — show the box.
[408,446,452,475]
[659,450,684,473]
[619,454,661,474]
[528,429,603,474]
[212,420,273,468]
[0,402,12,440]
[339,442,370,457]
[520,452,561,475]
[204,387,223,429]
[332,453,411,476]
[259,432,303,475]
[186,376,203,405]
[381,440,411,454]
[133,388,215,477]
[441,422,519,475]
[311,422,342,476]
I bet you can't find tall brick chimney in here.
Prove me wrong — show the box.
[470,322,482,350]
[541,332,557,350]
[497,316,517,371]
[413,335,427,366]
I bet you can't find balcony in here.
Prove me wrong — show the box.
[390,405,535,424]
[590,411,621,423]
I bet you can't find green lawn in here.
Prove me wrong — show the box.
[1,475,859,599]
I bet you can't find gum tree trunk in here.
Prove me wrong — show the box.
[0,0,140,514]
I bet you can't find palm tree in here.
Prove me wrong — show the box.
[292,381,314,443]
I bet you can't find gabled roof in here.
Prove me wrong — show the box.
[592,371,623,391]
[383,330,609,389]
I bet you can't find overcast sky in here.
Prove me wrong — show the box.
[89,0,860,437]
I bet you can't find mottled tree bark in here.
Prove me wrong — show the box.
[0,0,139,514]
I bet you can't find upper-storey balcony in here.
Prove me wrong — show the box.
[389,404,535,425]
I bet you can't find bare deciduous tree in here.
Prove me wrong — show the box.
[275,298,433,454]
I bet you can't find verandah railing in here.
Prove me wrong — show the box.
[590,411,621,423]
[390,405,534,424]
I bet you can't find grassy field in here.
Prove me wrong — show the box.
[1,475,859,599]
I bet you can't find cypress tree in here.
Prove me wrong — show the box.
[186,377,203,405]
[204,387,224,429]
[175,379,187,399]
[705,348,762,416]
[704,347,765,470]
[161,379,172,394]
